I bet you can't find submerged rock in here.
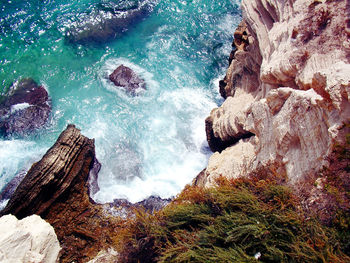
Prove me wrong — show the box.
[0,214,60,263]
[109,64,146,95]
[66,0,155,44]
[0,78,51,137]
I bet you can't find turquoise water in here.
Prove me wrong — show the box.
[0,0,241,203]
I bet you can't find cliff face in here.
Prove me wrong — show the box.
[202,0,350,185]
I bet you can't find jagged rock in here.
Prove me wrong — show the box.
[66,0,155,44]
[0,214,60,263]
[109,64,146,95]
[1,124,95,218]
[0,170,26,209]
[110,195,171,214]
[136,195,171,213]
[203,0,350,186]
[0,124,121,262]
[220,21,254,99]
[88,157,101,196]
[0,78,51,137]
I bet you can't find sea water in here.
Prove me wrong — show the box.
[0,0,241,203]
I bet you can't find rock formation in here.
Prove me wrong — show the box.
[0,78,51,137]
[65,0,155,44]
[0,125,121,262]
[109,64,146,95]
[202,0,350,186]
[0,214,60,263]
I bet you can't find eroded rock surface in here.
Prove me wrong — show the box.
[0,125,120,262]
[0,78,51,137]
[202,0,350,185]
[109,64,146,95]
[0,214,60,263]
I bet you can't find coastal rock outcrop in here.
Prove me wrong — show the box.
[109,64,146,95]
[0,214,60,263]
[0,78,51,137]
[1,124,95,218]
[202,0,350,186]
[0,125,120,262]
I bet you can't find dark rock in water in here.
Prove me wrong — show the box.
[66,0,155,44]
[0,124,121,262]
[0,170,26,206]
[109,64,146,95]
[0,78,51,137]
[110,195,171,214]
[136,195,171,213]
[88,156,101,196]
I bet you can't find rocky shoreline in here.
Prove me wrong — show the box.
[0,124,170,262]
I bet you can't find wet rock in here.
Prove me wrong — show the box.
[88,157,101,196]
[0,170,26,207]
[0,78,51,137]
[0,214,60,263]
[0,124,121,262]
[66,0,155,44]
[109,64,146,95]
[104,195,171,219]
[136,195,171,213]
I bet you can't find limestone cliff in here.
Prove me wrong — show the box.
[202,0,350,185]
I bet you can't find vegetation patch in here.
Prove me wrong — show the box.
[115,125,350,263]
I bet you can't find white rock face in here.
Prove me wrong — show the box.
[203,0,350,185]
[87,248,119,263]
[0,214,60,263]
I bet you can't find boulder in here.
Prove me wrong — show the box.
[0,214,60,263]
[109,64,146,95]
[0,78,51,137]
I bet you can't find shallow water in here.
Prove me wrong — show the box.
[0,0,241,203]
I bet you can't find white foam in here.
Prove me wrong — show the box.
[93,86,216,203]
[10,103,31,113]
[0,140,43,191]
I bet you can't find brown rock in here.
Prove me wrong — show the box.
[1,124,94,218]
[0,125,121,262]
[109,65,146,95]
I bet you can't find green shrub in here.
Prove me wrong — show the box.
[118,171,349,263]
